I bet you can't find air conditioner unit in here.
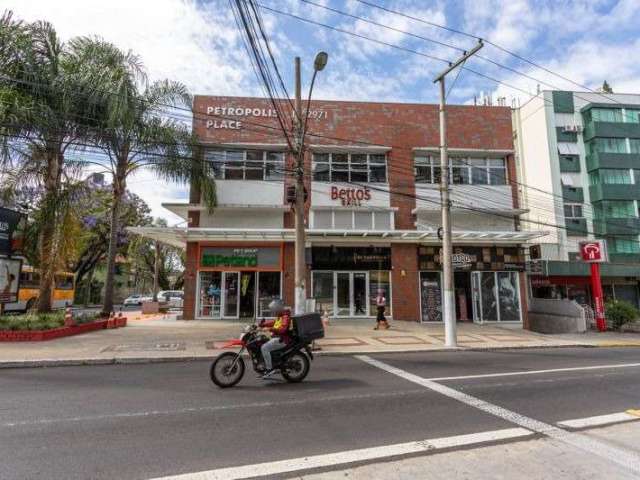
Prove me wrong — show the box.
[562,125,582,133]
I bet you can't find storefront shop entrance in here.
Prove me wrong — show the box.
[197,271,281,319]
[420,270,522,323]
[196,245,283,320]
[418,245,525,323]
[310,246,392,318]
[312,271,371,317]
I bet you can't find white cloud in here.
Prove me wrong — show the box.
[5,0,257,223]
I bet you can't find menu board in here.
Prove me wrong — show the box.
[421,274,442,322]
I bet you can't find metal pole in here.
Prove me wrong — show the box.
[294,57,306,314]
[433,40,484,348]
[438,77,456,347]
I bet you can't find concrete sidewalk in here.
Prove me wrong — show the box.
[1,315,639,368]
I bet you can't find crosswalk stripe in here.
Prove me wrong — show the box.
[356,355,640,476]
[148,428,533,480]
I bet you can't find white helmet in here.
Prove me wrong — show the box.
[268,298,285,316]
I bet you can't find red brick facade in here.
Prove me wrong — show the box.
[185,96,522,323]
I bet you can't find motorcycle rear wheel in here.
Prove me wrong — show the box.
[210,352,245,388]
[281,352,310,383]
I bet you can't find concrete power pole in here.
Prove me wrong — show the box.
[434,40,483,348]
[293,57,306,314]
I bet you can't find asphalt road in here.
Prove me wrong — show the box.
[2,347,640,479]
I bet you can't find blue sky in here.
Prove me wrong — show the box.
[5,0,640,221]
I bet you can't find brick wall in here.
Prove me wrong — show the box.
[182,241,199,320]
[391,244,420,321]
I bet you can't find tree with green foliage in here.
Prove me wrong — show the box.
[66,38,216,315]
[601,80,613,93]
[0,12,103,312]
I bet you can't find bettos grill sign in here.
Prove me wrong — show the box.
[205,105,328,130]
[331,186,371,207]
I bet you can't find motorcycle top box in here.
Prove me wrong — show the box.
[292,313,325,342]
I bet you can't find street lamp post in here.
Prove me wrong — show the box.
[293,52,328,315]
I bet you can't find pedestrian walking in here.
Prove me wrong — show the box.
[374,289,389,330]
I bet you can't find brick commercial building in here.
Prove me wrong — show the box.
[132,96,545,326]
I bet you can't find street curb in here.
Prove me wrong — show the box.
[0,342,607,369]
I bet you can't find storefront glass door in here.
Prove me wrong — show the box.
[312,271,370,317]
[471,271,521,322]
[353,272,368,316]
[336,272,351,316]
[198,272,222,319]
[223,271,239,318]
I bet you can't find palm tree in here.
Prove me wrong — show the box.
[67,38,216,315]
[0,12,98,312]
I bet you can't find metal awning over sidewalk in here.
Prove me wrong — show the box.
[128,226,547,248]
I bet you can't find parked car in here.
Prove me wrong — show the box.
[157,290,184,309]
[123,294,145,306]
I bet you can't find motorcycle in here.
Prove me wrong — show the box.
[210,323,315,388]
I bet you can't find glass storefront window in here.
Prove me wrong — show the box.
[479,272,498,321]
[199,272,222,318]
[369,270,392,318]
[312,272,334,317]
[497,272,521,321]
[257,272,281,317]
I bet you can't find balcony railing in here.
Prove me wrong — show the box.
[583,120,640,141]
[586,151,640,171]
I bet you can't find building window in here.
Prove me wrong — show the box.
[204,149,285,180]
[311,210,394,230]
[563,203,583,219]
[588,138,627,154]
[631,139,640,154]
[610,238,640,254]
[589,169,633,185]
[312,152,387,183]
[590,108,624,123]
[594,201,638,219]
[415,156,507,185]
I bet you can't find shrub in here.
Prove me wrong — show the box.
[605,300,639,329]
[0,310,102,331]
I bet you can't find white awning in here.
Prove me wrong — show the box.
[128,226,548,248]
[558,143,580,155]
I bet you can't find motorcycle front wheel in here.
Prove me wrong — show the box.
[210,352,245,388]
[281,351,310,383]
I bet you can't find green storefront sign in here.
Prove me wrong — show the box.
[200,247,280,268]
[202,253,258,267]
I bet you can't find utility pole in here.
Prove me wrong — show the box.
[434,40,483,348]
[293,57,306,314]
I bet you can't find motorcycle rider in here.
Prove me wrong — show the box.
[258,299,291,378]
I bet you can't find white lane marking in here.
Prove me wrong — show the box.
[558,412,640,429]
[425,362,640,382]
[149,428,533,480]
[0,389,426,428]
[356,355,640,475]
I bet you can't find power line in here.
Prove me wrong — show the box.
[3,71,640,227]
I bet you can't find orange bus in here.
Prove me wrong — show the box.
[4,264,75,312]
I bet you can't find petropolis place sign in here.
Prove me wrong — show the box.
[204,105,329,130]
